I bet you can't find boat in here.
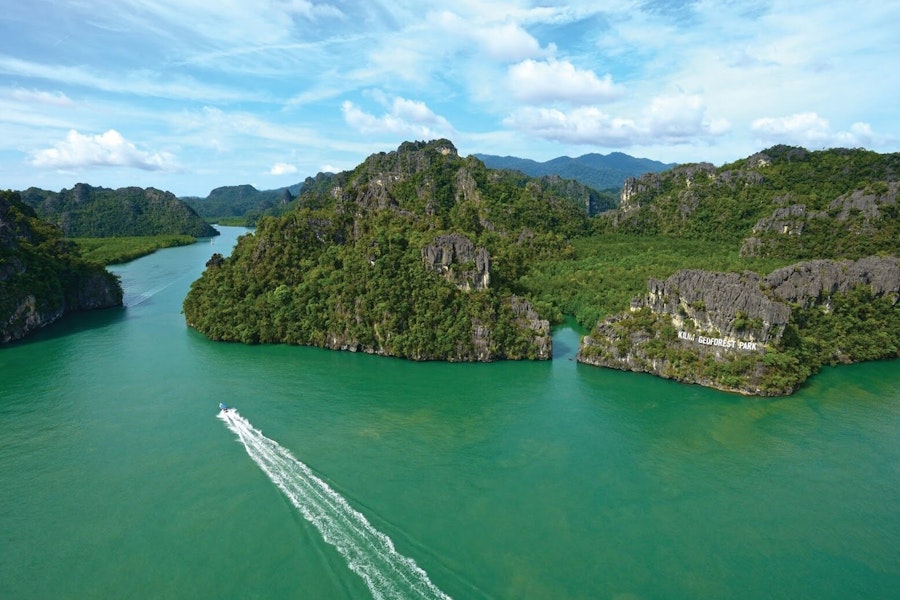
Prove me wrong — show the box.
[219,402,231,412]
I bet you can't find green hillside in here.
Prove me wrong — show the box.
[20,183,218,238]
[1,190,122,343]
[183,140,594,359]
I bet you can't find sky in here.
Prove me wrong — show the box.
[1,0,898,197]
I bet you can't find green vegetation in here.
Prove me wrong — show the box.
[182,140,897,391]
[72,234,197,265]
[183,183,298,226]
[585,284,900,395]
[1,190,122,342]
[520,235,791,328]
[600,146,900,259]
[20,183,217,238]
[184,140,590,359]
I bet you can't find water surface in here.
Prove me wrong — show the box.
[2,226,898,599]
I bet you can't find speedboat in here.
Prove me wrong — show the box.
[219,402,231,412]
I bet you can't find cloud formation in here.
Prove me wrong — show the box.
[507,59,622,105]
[30,129,176,171]
[342,94,454,138]
[269,162,298,175]
[504,94,729,147]
[752,112,888,148]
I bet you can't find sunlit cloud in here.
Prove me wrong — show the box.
[342,94,454,138]
[752,112,890,148]
[507,59,622,105]
[269,162,298,175]
[504,93,729,146]
[30,129,177,171]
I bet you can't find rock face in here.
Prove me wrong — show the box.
[741,183,899,257]
[641,270,791,344]
[1,191,123,344]
[577,256,900,396]
[421,233,490,291]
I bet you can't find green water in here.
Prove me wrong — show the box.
[2,226,898,599]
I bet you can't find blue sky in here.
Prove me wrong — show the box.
[1,1,898,197]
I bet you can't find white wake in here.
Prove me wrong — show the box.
[218,409,452,600]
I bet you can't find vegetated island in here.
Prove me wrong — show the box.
[183,139,610,360]
[185,140,898,395]
[1,190,122,343]
[20,183,218,239]
[18,183,220,265]
[579,146,899,395]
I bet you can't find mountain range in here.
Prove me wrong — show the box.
[474,152,676,190]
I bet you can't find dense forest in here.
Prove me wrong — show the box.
[599,145,899,259]
[184,140,898,394]
[183,139,598,360]
[1,190,122,343]
[182,183,300,226]
[579,145,899,394]
[20,183,217,238]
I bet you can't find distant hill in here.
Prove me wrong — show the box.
[182,182,303,224]
[20,183,217,238]
[474,152,676,190]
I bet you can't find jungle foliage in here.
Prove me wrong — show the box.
[183,140,591,359]
[20,183,217,238]
[597,145,900,259]
[1,190,122,332]
[72,234,197,265]
[182,183,299,226]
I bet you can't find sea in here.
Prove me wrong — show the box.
[1,226,898,599]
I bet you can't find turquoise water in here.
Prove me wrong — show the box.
[1,226,898,599]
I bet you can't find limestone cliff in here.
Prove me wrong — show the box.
[421,233,490,291]
[577,256,899,396]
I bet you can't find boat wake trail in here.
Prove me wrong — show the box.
[219,409,452,600]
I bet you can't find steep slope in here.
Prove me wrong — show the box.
[183,140,595,360]
[601,146,899,258]
[578,145,900,395]
[20,183,218,238]
[1,190,122,343]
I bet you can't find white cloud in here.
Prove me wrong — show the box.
[504,93,729,146]
[30,129,177,171]
[9,88,73,106]
[751,112,888,148]
[428,10,550,62]
[269,162,297,175]
[342,95,454,138]
[507,59,622,105]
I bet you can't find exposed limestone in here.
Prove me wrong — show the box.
[577,256,899,396]
[421,233,491,291]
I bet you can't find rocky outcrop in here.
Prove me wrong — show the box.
[577,256,900,395]
[765,256,900,306]
[641,270,790,344]
[421,233,490,291]
[741,182,898,257]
